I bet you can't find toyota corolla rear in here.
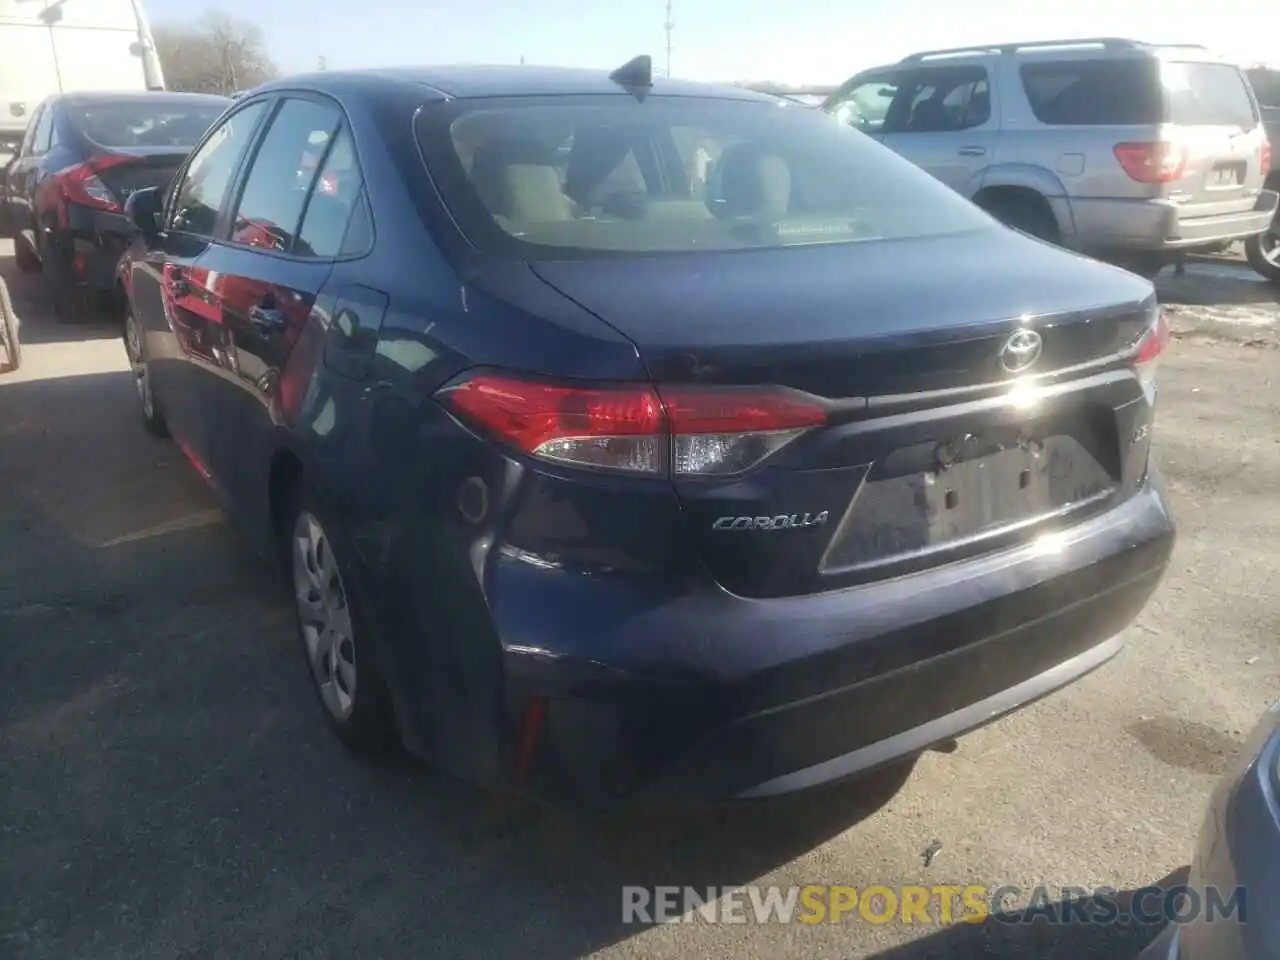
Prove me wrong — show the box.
[409,89,1176,807]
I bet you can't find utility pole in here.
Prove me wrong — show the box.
[663,0,674,79]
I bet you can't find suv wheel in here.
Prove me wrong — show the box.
[1245,228,1280,284]
[979,192,1060,244]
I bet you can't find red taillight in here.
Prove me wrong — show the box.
[1133,309,1171,388]
[1262,139,1272,177]
[54,154,137,214]
[438,373,828,476]
[1113,141,1188,183]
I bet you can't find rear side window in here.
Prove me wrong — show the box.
[29,105,55,155]
[416,96,994,260]
[1163,62,1258,128]
[1020,60,1162,125]
[229,98,343,254]
[295,126,368,258]
[169,101,267,237]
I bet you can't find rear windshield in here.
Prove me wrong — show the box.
[414,96,994,260]
[1020,59,1257,128]
[70,101,227,149]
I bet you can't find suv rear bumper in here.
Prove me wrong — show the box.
[1074,191,1279,252]
[495,473,1175,807]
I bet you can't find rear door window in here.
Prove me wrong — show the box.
[1020,59,1162,125]
[228,98,343,253]
[169,101,267,238]
[895,67,991,132]
[1162,62,1258,128]
[294,125,368,258]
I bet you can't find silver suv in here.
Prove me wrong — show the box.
[824,38,1278,276]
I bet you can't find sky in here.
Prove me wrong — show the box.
[145,0,1278,85]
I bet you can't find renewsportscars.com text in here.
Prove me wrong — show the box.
[621,884,1245,926]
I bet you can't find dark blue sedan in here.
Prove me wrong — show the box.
[117,60,1176,808]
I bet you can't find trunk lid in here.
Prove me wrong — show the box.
[531,227,1159,599]
[91,147,189,205]
[530,227,1152,395]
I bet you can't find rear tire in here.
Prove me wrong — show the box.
[281,482,397,755]
[1244,229,1280,284]
[13,234,40,274]
[977,191,1061,244]
[122,304,167,436]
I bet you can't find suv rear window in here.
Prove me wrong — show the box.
[1020,60,1162,125]
[414,96,993,260]
[1021,59,1258,129]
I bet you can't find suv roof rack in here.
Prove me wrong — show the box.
[899,38,1205,63]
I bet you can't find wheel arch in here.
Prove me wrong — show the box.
[975,164,1076,239]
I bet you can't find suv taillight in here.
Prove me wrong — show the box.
[437,373,828,477]
[53,154,136,217]
[1262,139,1272,177]
[1114,141,1188,183]
[1133,309,1172,388]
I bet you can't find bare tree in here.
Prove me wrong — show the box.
[154,10,278,95]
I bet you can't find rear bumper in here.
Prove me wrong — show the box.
[44,206,135,292]
[1073,191,1279,253]
[496,473,1175,807]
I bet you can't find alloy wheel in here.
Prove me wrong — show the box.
[291,510,357,721]
[124,310,153,419]
[1259,230,1280,268]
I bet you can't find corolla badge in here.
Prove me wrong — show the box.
[712,511,829,532]
[1000,328,1043,373]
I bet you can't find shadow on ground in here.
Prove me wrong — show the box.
[1156,260,1280,308]
[872,867,1188,959]
[0,252,122,345]
[1,369,921,959]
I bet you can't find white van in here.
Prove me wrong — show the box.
[0,0,165,156]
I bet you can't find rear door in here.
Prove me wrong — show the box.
[880,64,998,196]
[127,98,269,469]
[1161,60,1267,215]
[197,95,363,524]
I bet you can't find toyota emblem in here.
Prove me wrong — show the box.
[999,328,1042,373]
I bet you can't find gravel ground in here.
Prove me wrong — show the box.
[1,240,1277,960]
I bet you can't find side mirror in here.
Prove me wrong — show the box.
[125,186,162,240]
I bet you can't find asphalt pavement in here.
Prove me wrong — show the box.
[2,241,1278,960]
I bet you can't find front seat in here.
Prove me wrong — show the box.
[711,143,791,220]
[469,138,573,223]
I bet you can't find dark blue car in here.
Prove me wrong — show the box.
[118,62,1175,808]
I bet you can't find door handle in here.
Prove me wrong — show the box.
[957,146,987,157]
[249,304,286,329]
